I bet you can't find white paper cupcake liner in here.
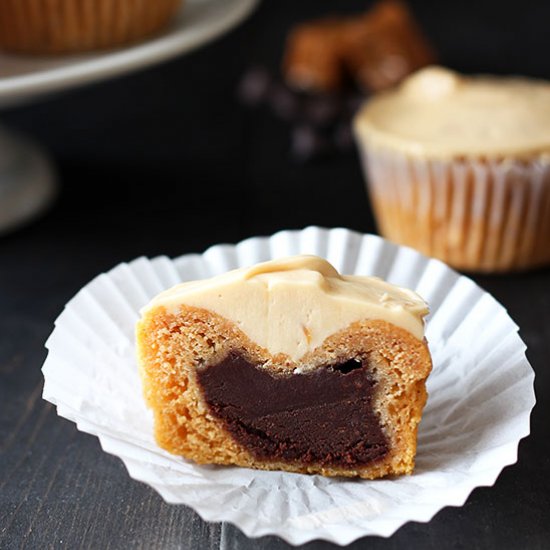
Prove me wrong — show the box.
[41,226,535,546]
[359,146,550,272]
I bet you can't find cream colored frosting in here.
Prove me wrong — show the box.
[142,255,428,360]
[354,66,550,158]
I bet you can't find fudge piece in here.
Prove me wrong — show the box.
[342,0,437,92]
[282,0,435,94]
[136,255,432,479]
[282,18,348,93]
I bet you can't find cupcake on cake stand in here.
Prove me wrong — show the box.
[0,0,258,234]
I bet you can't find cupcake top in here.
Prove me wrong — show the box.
[354,66,550,159]
[143,255,428,359]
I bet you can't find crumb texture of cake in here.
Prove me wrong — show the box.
[136,255,432,479]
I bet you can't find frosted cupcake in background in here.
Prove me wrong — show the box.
[0,0,183,54]
[354,66,550,273]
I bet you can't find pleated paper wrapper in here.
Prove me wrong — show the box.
[359,146,550,272]
[41,227,535,546]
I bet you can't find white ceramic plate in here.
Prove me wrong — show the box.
[42,227,535,546]
[0,0,258,107]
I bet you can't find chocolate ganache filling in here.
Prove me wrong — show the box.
[196,352,389,468]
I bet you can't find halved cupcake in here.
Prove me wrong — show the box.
[136,255,432,479]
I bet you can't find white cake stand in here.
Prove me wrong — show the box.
[0,0,258,233]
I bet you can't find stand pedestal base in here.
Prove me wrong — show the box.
[0,127,57,234]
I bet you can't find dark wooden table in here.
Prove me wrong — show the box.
[1,1,549,548]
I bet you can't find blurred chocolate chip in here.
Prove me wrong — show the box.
[291,124,328,161]
[237,66,272,107]
[268,82,301,120]
[333,122,354,151]
[302,95,341,127]
[346,93,367,116]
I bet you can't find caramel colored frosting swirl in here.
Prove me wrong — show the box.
[142,255,428,360]
[354,66,550,159]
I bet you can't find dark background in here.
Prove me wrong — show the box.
[1,0,549,548]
